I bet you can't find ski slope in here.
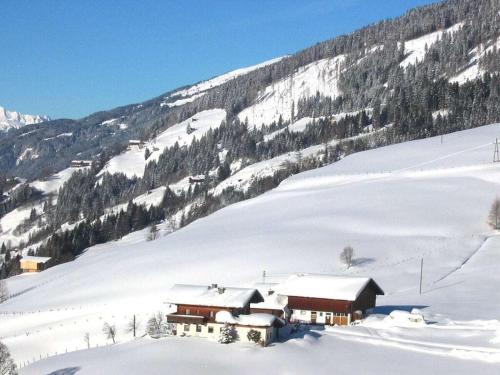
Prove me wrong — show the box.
[3,123,500,372]
[99,109,226,178]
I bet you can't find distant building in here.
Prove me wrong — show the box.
[277,274,384,325]
[70,160,93,168]
[128,140,145,150]
[188,176,205,184]
[166,284,284,346]
[19,256,53,273]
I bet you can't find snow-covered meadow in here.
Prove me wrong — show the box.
[2,123,500,373]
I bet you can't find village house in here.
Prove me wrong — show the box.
[276,274,384,326]
[19,256,53,273]
[70,160,93,168]
[127,140,145,150]
[165,284,285,346]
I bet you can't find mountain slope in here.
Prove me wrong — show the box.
[2,123,500,370]
[0,106,49,132]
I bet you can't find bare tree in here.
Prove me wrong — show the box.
[146,312,167,337]
[146,224,160,241]
[0,341,17,375]
[488,198,500,230]
[84,332,90,349]
[0,280,8,304]
[126,315,140,338]
[340,246,355,268]
[102,322,116,344]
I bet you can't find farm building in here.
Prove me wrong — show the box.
[70,160,92,168]
[276,274,384,325]
[19,256,53,273]
[128,140,145,149]
[165,284,284,346]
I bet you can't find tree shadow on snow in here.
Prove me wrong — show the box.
[352,257,376,267]
[372,305,428,315]
[46,367,81,375]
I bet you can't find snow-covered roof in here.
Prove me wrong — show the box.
[20,256,52,264]
[215,311,283,327]
[276,274,384,301]
[251,283,288,311]
[165,284,264,308]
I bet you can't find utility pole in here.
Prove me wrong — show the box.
[494,138,500,163]
[133,314,136,338]
[262,270,266,284]
[419,258,424,295]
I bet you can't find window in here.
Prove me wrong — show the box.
[208,326,214,334]
[210,311,214,318]
[319,312,323,317]
[300,310,306,316]
[184,324,189,332]
[196,325,202,332]
[186,309,191,315]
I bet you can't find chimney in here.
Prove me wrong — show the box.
[217,287,225,294]
[268,289,275,296]
[211,283,218,289]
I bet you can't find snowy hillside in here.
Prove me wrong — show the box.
[99,109,226,178]
[3,123,500,372]
[162,57,285,108]
[0,106,50,132]
[238,55,345,128]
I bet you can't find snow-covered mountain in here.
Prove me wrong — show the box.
[0,106,50,132]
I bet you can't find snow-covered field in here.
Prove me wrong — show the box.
[2,123,500,373]
[99,109,226,178]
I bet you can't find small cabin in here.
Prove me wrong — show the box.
[277,274,384,325]
[19,256,53,273]
[165,284,284,346]
[128,140,145,150]
[188,176,205,184]
[70,160,93,168]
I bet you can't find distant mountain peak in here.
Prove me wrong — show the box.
[0,105,50,131]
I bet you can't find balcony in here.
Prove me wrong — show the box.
[167,313,206,325]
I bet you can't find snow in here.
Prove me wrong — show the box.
[276,274,380,301]
[0,202,44,247]
[400,23,463,68]
[20,256,52,264]
[3,123,500,372]
[383,310,427,327]
[18,333,500,375]
[99,109,226,178]
[162,57,285,107]
[449,36,500,85]
[30,167,80,194]
[42,133,72,141]
[263,117,320,141]
[16,148,38,164]
[238,55,346,128]
[215,311,277,327]
[0,106,50,132]
[166,285,261,309]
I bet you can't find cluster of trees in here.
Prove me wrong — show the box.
[0,341,17,375]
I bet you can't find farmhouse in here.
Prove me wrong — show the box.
[277,274,384,325]
[166,284,284,346]
[19,256,53,273]
[128,140,144,149]
[70,160,93,168]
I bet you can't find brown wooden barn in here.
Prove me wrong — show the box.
[277,274,384,325]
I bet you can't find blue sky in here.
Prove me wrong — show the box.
[1,0,437,119]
